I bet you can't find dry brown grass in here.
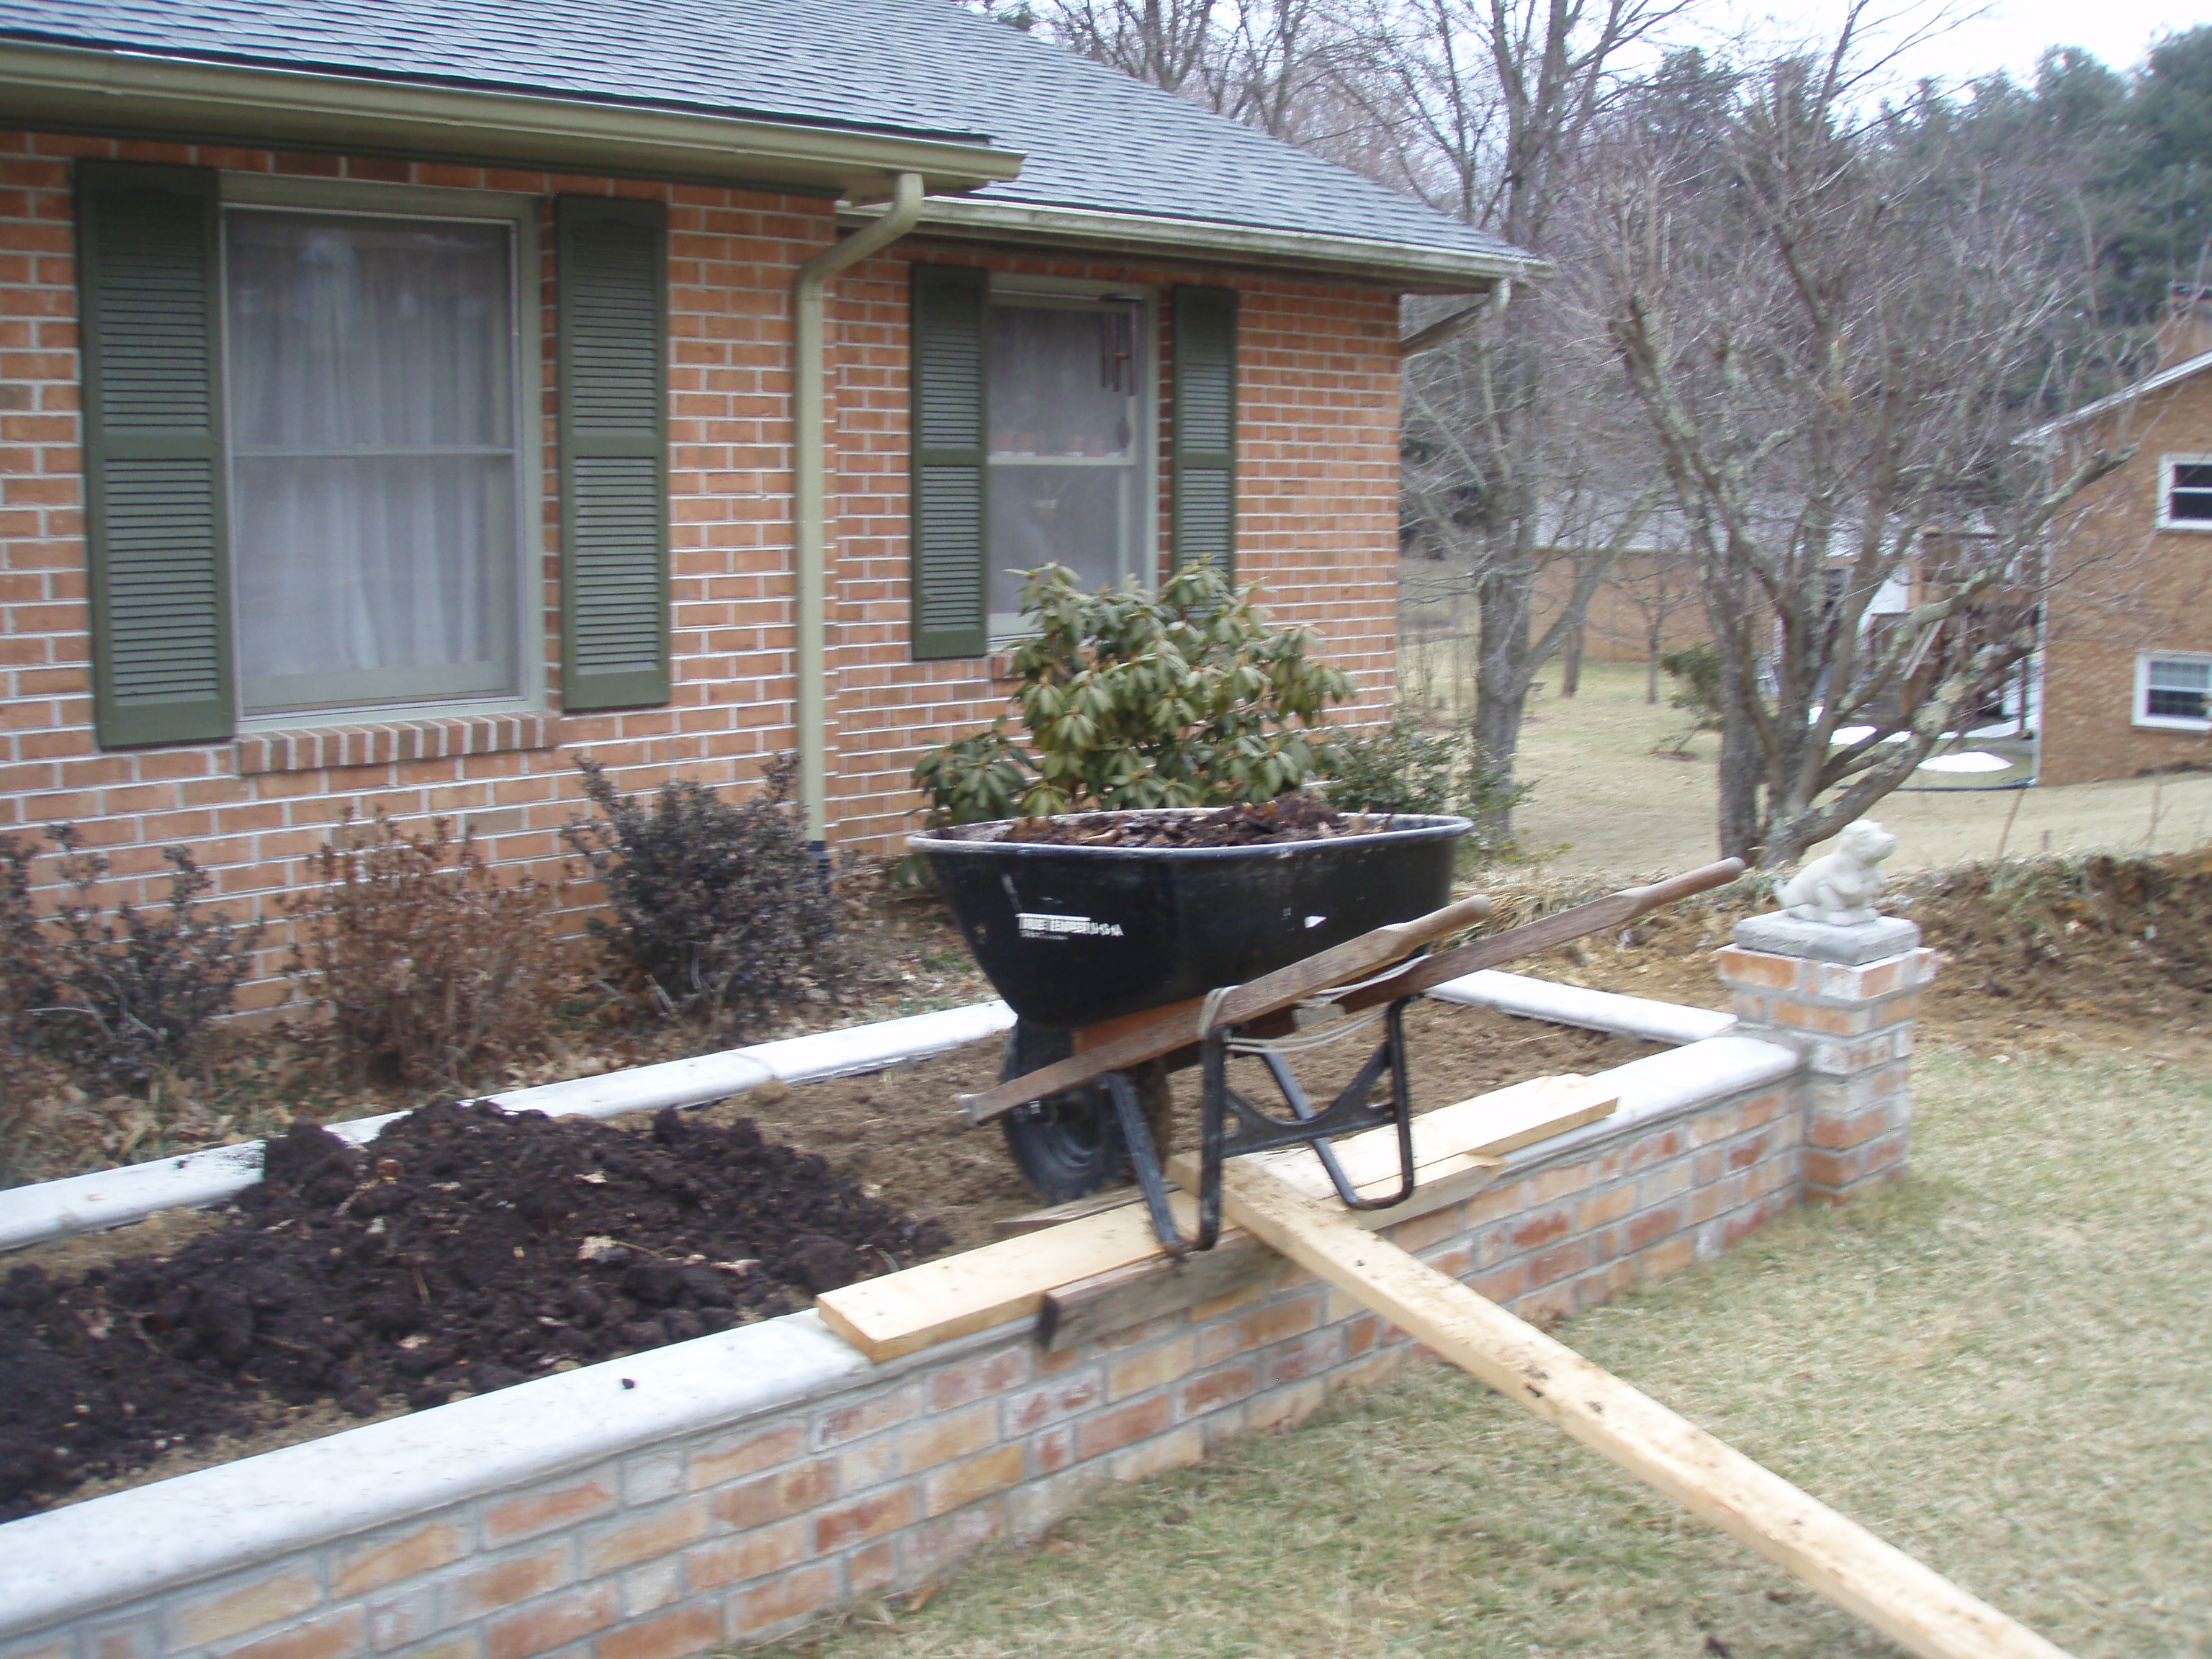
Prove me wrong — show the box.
[759,1044,2211,1658]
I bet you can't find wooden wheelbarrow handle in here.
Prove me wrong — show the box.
[959,893,1489,1126]
[958,857,1745,1126]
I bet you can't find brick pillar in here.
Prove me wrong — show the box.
[1714,913,1936,1204]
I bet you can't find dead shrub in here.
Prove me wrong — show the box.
[562,754,848,1033]
[0,825,263,1087]
[289,817,572,1092]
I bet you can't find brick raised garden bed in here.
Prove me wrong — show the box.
[0,930,1931,1659]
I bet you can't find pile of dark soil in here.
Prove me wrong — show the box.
[0,1100,946,1519]
[992,795,1379,848]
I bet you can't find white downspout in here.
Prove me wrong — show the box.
[791,171,926,851]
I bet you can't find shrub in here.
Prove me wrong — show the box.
[1657,644,1725,753]
[562,754,845,1031]
[0,827,264,1086]
[911,562,1354,824]
[1318,710,1532,863]
[289,817,569,1092]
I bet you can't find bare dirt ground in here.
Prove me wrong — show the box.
[1491,660,2212,877]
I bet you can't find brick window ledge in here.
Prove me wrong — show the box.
[234,712,554,775]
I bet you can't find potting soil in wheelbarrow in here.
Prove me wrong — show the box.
[993,793,1367,848]
[0,1100,947,1519]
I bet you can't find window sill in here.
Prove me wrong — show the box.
[2130,715,2212,734]
[235,712,554,775]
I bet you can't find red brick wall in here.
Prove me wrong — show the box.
[0,130,1401,993]
[2040,370,2212,786]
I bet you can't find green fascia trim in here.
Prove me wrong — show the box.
[0,41,1022,196]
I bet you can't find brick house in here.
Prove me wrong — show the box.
[2018,305,2212,786]
[0,0,1536,999]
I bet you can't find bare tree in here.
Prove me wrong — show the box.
[1358,0,1689,836]
[1015,0,1355,138]
[1587,31,2130,865]
[1588,533,1699,703]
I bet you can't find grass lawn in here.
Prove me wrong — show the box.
[1485,660,2212,881]
[762,1046,2211,1658]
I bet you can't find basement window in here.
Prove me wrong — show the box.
[2159,455,2212,529]
[2136,653,2212,729]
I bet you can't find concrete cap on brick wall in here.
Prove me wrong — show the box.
[1731,912,1921,965]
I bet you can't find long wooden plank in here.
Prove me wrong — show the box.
[1204,1158,2075,1659]
[958,893,1491,1125]
[819,1073,1617,1362]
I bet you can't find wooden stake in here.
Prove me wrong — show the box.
[1197,1156,2075,1659]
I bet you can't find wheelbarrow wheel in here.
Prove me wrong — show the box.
[999,1021,1125,1203]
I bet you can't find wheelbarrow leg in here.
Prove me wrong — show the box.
[1105,1067,1198,1259]
[1102,997,1426,1256]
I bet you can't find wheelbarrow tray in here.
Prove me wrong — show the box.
[909,809,1472,1030]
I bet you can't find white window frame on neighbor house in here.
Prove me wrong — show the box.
[2134,651,2212,730]
[2156,454,2212,531]
[984,274,1159,647]
[220,174,545,732]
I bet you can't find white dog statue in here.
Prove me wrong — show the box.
[1777,819,1897,926]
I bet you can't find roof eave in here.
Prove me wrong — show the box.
[845,195,1547,292]
[2013,346,2212,450]
[0,39,1022,194]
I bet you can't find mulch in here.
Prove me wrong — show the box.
[990,795,1382,848]
[0,1100,946,1521]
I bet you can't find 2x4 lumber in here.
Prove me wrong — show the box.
[1203,1158,2075,1659]
[959,894,1492,1125]
[1038,1072,1616,1349]
[817,1074,1616,1362]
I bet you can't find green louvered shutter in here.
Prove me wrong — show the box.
[909,264,989,660]
[557,197,670,711]
[76,161,233,747]
[1172,286,1238,578]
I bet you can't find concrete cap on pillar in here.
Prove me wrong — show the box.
[1731,912,1922,965]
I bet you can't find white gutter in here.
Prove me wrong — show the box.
[792,172,927,845]
[842,196,1548,293]
[0,40,1020,195]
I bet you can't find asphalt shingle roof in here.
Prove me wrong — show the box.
[0,0,1527,267]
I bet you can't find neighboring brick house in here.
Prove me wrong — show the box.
[0,0,1537,997]
[2022,300,2212,785]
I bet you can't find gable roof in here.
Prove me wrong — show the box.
[0,0,1537,288]
[2015,348,2212,450]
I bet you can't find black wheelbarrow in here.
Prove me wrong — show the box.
[910,809,1478,1252]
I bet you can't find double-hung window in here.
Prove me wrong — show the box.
[74,162,669,748]
[224,192,527,718]
[985,291,1149,634]
[2159,455,2212,530]
[908,268,1237,658]
[2136,653,2212,729]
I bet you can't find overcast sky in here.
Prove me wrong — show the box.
[1695,0,2208,93]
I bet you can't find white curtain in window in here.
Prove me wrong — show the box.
[225,211,517,714]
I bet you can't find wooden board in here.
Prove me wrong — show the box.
[960,860,1743,1125]
[1037,1228,1277,1351]
[1204,1157,2075,1659]
[958,894,1491,1125]
[817,1073,1617,1362]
